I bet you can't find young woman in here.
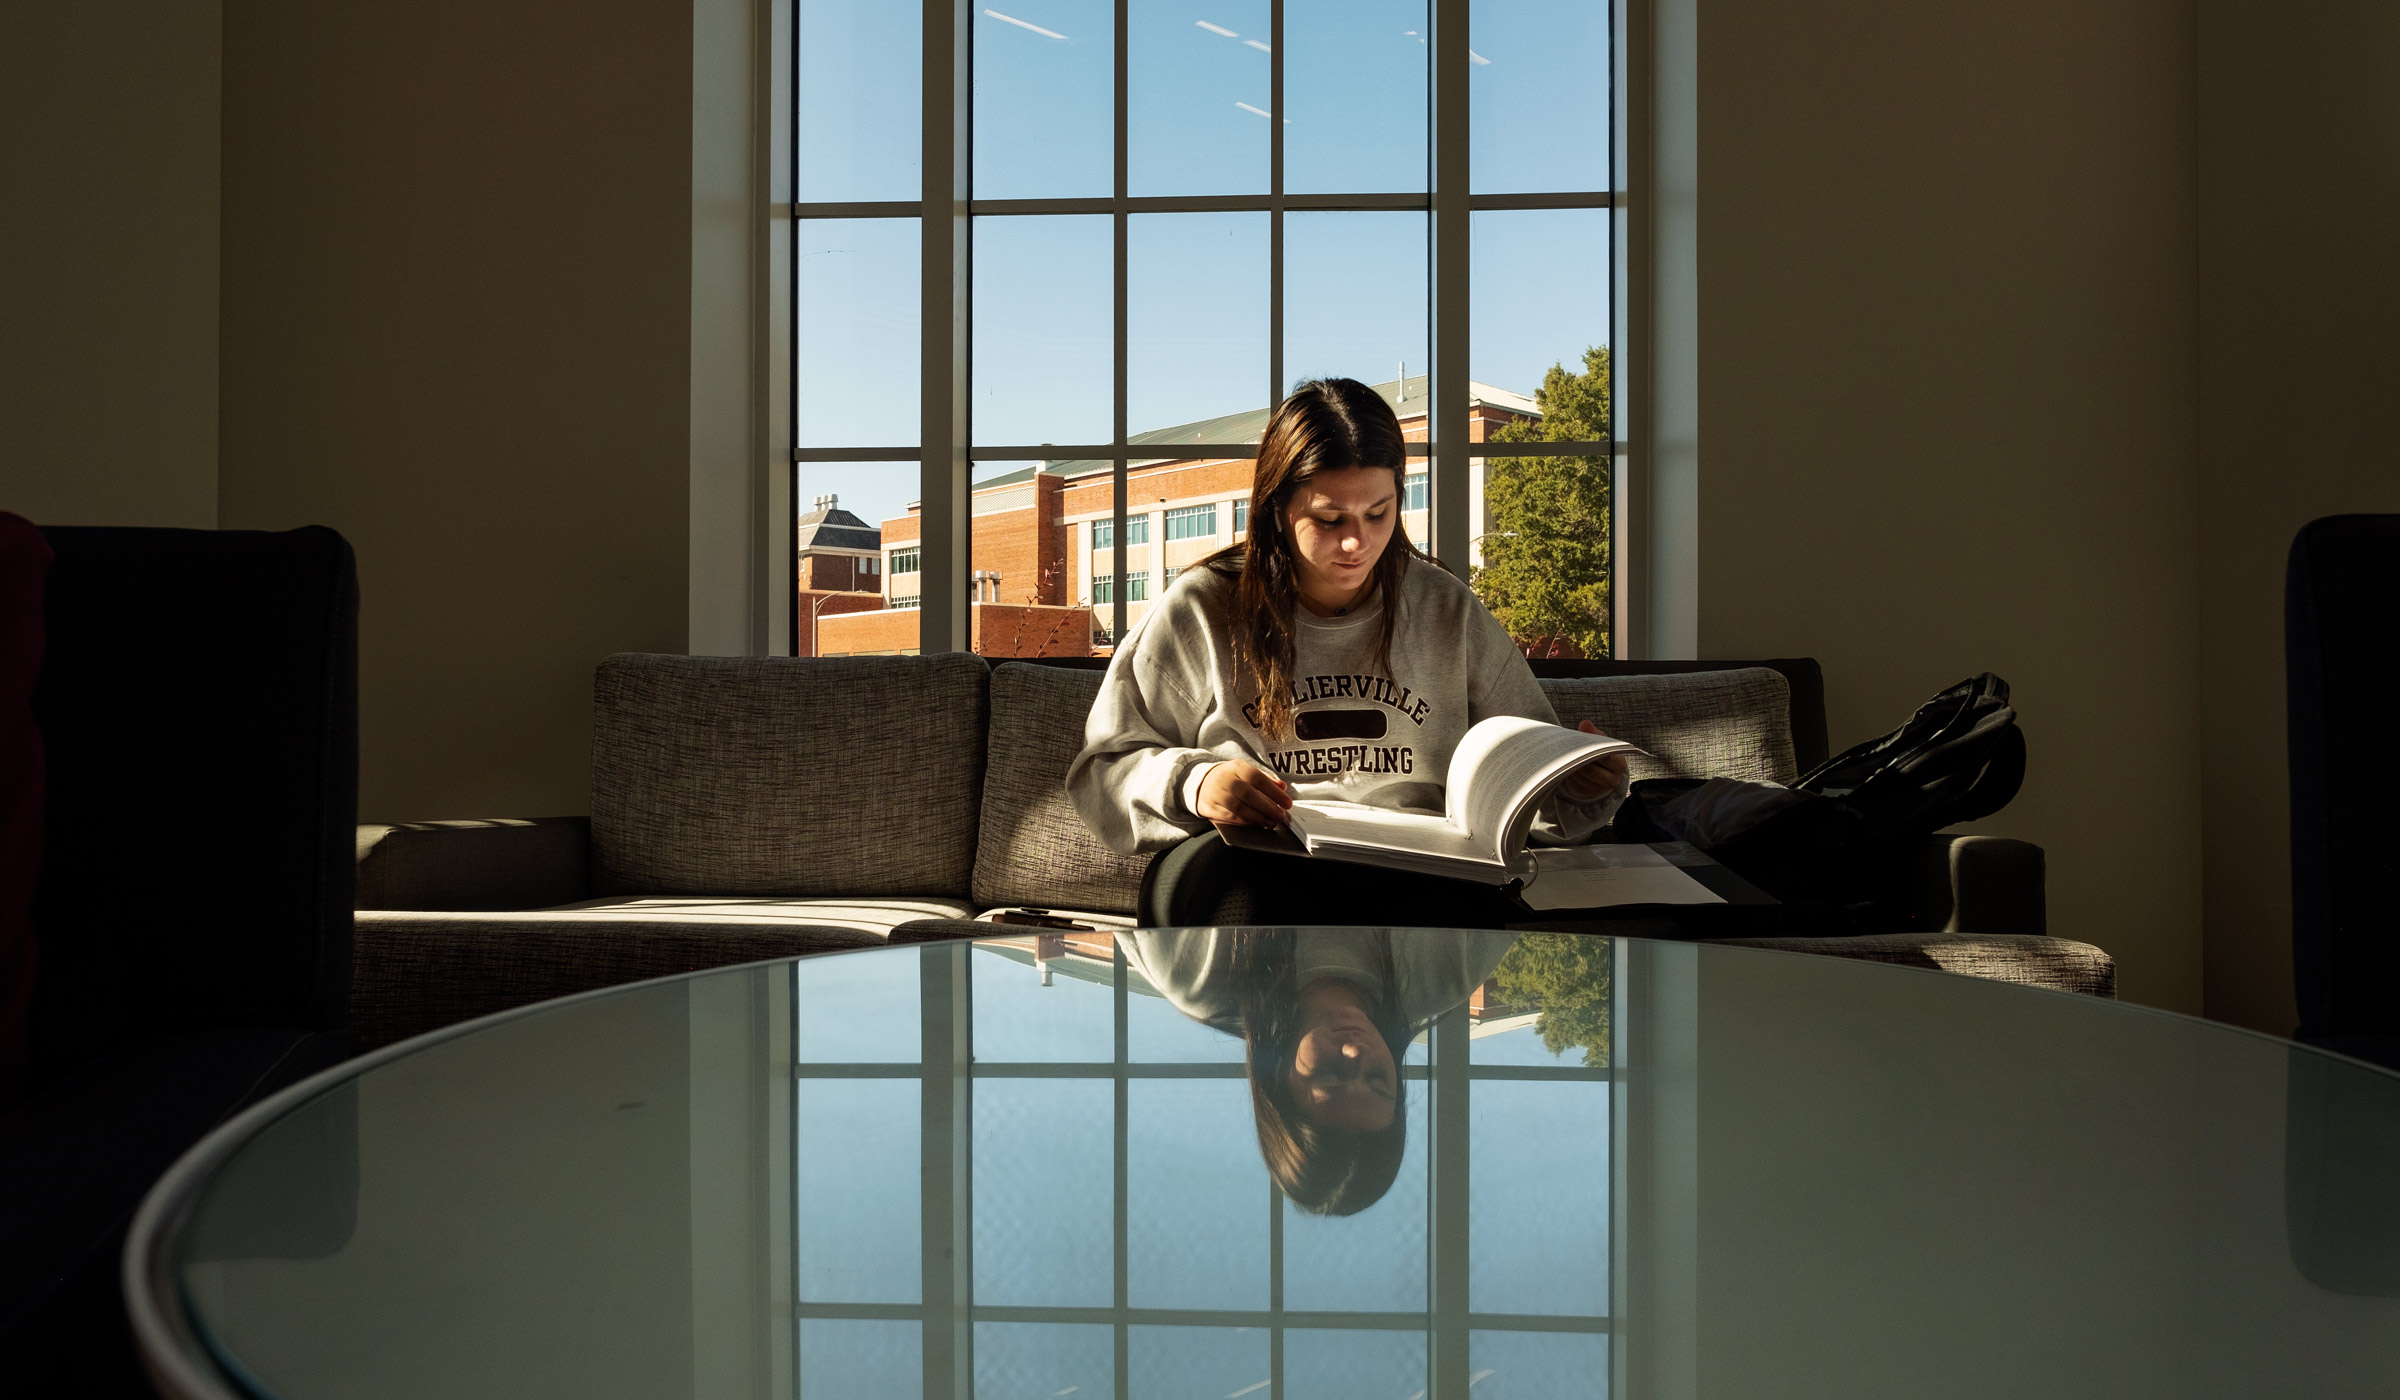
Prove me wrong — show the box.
[1123,927,1518,1214]
[1066,376,1629,926]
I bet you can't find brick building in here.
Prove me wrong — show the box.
[812,375,1538,657]
[793,495,890,657]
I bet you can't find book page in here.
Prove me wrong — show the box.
[1286,800,1490,866]
[1446,717,1643,866]
[1516,843,1726,910]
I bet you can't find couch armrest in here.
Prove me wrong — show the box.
[1913,832,2045,936]
[355,818,593,911]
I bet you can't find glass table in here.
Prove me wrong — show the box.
[127,930,2400,1399]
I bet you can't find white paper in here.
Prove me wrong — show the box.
[1515,843,1726,911]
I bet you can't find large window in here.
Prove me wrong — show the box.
[790,1,1616,660]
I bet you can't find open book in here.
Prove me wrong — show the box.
[1241,715,1645,885]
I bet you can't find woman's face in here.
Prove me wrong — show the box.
[1286,979,1398,1132]
[1280,465,1400,614]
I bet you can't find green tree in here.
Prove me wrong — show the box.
[1489,933,1612,1068]
[1471,346,1612,658]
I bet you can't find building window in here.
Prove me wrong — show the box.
[890,549,920,575]
[1092,577,1112,605]
[1404,471,1428,513]
[790,2,1617,656]
[890,594,920,610]
[1092,517,1148,554]
[1232,499,1247,537]
[1127,574,1149,602]
[1163,504,1217,541]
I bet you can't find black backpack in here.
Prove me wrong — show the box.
[1615,673,2026,933]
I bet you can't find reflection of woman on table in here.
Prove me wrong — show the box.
[1124,928,1515,1215]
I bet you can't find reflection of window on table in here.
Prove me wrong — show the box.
[791,940,1613,1398]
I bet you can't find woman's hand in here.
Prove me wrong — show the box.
[1197,759,1294,827]
[1559,720,1631,803]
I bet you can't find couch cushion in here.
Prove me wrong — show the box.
[972,664,1151,916]
[1708,933,2115,998]
[542,895,974,932]
[1540,668,1797,785]
[590,653,988,897]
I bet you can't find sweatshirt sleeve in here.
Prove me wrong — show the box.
[1460,599,1625,845]
[1065,603,1230,857]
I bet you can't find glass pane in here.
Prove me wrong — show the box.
[796,465,923,658]
[799,1319,920,1399]
[797,1080,920,1302]
[796,937,921,1060]
[973,214,1113,448]
[797,0,921,203]
[1130,212,1269,437]
[1287,1328,1428,1400]
[1127,974,1244,1062]
[1472,933,1612,1067]
[968,459,1097,658]
[1285,0,1429,195]
[798,219,919,449]
[1468,1330,1609,1400]
[1129,1,1272,197]
[1128,1079,1269,1309]
[1471,209,1610,425]
[976,1322,1114,1399]
[1466,454,1613,659]
[970,942,1115,1061]
[974,1,1113,199]
[1281,1083,1427,1313]
[1471,1080,1608,1316]
[1463,202,1612,658]
[1470,0,1611,196]
[1128,1326,1269,1400]
[1284,212,1428,395]
[974,1077,1114,1306]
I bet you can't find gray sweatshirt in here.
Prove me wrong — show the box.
[1066,554,1621,856]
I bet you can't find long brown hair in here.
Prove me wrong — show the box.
[1231,931,1412,1216]
[1204,378,1423,741]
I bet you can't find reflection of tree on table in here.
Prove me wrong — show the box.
[1491,932,1613,1068]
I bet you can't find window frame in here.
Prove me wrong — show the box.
[785,0,1621,659]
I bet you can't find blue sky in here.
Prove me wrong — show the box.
[796,0,1609,531]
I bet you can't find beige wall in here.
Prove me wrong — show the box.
[0,4,223,529]
[217,1,693,822]
[2194,2,2400,1034]
[1695,2,2207,1010]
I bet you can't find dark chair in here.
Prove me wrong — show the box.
[2286,515,2400,1067]
[0,524,358,1394]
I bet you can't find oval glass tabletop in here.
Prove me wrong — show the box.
[135,931,2400,1400]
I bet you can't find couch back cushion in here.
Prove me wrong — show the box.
[973,664,1149,915]
[1540,668,1797,784]
[592,653,988,897]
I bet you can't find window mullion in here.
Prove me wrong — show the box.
[919,0,972,655]
[1269,0,1285,412]
[1113,0,1130,648]
[1429,0,1472,578]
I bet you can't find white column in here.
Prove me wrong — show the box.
[1149,507,1168,596]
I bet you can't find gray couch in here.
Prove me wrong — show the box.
[350,653,2110,1049]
